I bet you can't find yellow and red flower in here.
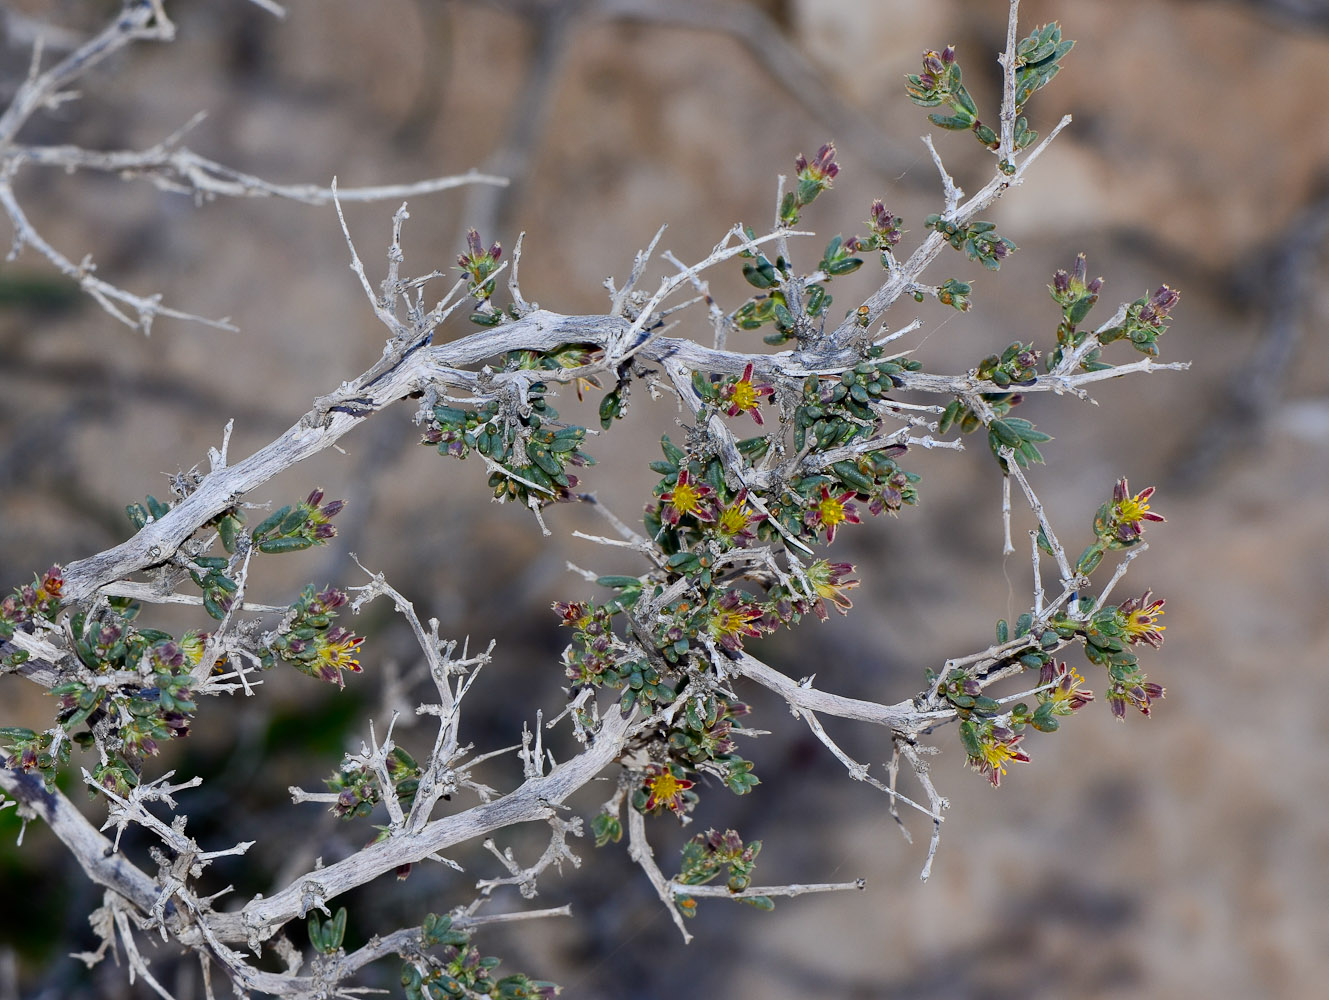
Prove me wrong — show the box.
[806,486,861,543]
[721,364,775,426]
[659,469,717,526]
[714,489,765,547]
[968,724,1031,787]
[310,627,364,688]
[1109,478,1165,544]
[1117,590,1165,648]
[641,763,696,815]
[1039,660,1094,714]
[806,559,859,619]
[707,590,770,653]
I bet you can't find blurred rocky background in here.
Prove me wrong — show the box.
[1,1,1327,997]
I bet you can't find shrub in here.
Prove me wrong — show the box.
[0,2,1184,996]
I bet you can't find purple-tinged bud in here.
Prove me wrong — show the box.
[489,242,502,262]
[1148,284,1179,316]
[320,499,346,519]
[305,488,324,507]
[1052,269,1070,296]
[1087,276,1103,296]
[1072,252,1087,284]
[808,142,839,179]
[922,51,945,76]
[941,45,956,65]
[794,153,808,173]
[317,587,348,608]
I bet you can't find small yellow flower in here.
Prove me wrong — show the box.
[806,559,858,618]
[806,486,861,543]
[714,490,765,546]
[707,591,768,652]
[978,739,1021,778]
[722,364,775,425]
[1115,493,1154,523]
[658,469,716,526]
[1119,590,1165,648]
[1108,478,1165,544]
[313,627,363,687]
[642,764,695,814]
[180,631,207,667]
[1045,663,1093,713]
[966,723,1030,787]
[671,480,704,514]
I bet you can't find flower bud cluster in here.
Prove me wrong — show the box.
[402,912,556,1000]
[262,585,364,687]
[0,564,63,653]
[674,827,771,918]
[421,375,594,507]
[456,227,501,303]
[251,488,346,555]
[926,216,1017,271]
[325,745,421,820]
[1047,252,1105,370]
[1100,284,1181,357]
[780,142,840,225]
[906,45,999,147]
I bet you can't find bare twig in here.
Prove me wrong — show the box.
[627,806,691,942]
[997,0,1022,163]
[671,878,865,900]
[6,144,507,205]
